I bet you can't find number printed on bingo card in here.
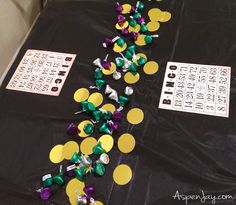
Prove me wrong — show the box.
[158,62,231,118]
[6,49,76,96]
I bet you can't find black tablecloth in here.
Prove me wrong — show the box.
[1,0,236,204]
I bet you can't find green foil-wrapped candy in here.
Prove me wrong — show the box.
[101,111,112,120]
[128,63,138,73]
[116,37,125,47]
[119,96,129,106]
[93,142,106,156]
[140,24,148,33]
[99,123,111,134]
[93,163,105,176]
[137,57,146,65]
[42,174,53,187]
[115,57,124,67]
[52,174,64,186]
[137,1,145,11]
[133,12,141,19]
[93,110,102,123]
[74,166,87,181]
[87,102,96,112]
[127,45,136,55]
[125,51,133,60]
[94,68,103,79]
[95,79,106,89]
[129,19,137,27]
[70,152,82,164]
[83,123,94,135]
[81,101,88,112]
[144,35,153,44]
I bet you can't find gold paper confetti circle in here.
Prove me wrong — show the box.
[121,4,132,14]
[49,144,64,164]
[147,21,160,32]
[135,34,146,46]
[63,141,79,160]
[124,72,140,84]
[102,62,116,75]
[93,201,104,205]
[78,120,93,138]
[159,11,172,22]
[98,134,114,152]
[118,133,136,154]
[73,88,89,103]
[101,103,116,113]
[66,178,85,197]
[143,61,159,75]
[80,137,97,155]
[128,24,141,33]
[127,108,144,125]
[88,92,103,107]
[115,21,129,30]
[113,164,132,185]
[113,42,127,53]
[148,8,162,21]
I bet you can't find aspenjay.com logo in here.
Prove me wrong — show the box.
[172,190,233,204]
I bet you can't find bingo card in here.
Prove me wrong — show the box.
[6,49,76,96]
[159,62,231,118]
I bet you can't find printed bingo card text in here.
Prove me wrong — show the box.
[159,62,231,118]
[6,49,76,96]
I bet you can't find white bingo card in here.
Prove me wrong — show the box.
[6,49,76,96]
[159,62,231,118]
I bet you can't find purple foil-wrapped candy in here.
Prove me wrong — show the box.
[116,2,123,12]
[130,32,139,41]
[117,15,126,26]
[84,185,95,198]
[112,110,122,122]
[121,28,129,36]
[102,38,113,48]
[130,6,136,14]
[67,123,79,135]
[40,187,52,201]
[137,16,145,24]
[110,122,119,132]
[101,60,111,70]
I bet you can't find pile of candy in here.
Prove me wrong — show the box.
[37,1,171,204]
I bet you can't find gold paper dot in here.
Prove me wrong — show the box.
[69,196,77,205]
[148,8,162,21]
[115,21,129,30]
[80,137,97,155]
[88,92,103,107]
[49,144,64,164]
[159,11,172,22]
[66,178,85,197]
[147,21,160,32]
[101,103,116,113]
[63,141,79,160]
[121,4,132,14]
[128,24,141,33]
[113,42,127,53]
[93,201,104,205]
[127,108,144,125]
[143,61,159,75]
[118,133,136,153]
[135,34,146,46]
[78,120,93,138]
[113,164,132,185]
[73,88,89,103]
[98,134,114,152]
[102,62,116,75]
[124,72,140,84]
